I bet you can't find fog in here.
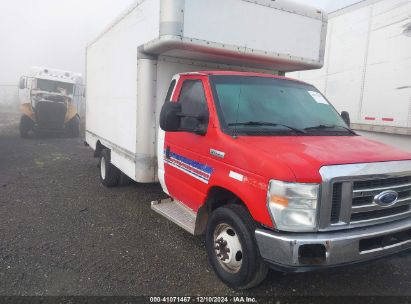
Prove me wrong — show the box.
[0,0,135,85]
[0,0,361,107]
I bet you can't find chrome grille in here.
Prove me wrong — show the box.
[353,176,411,190]
[328,176,411,227]
[351,205,410,222]
[330,183,342,224]
[349,176,411,224]
[318,161,411,231]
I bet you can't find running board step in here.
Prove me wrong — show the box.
[151,198,197,235]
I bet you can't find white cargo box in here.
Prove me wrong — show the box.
[289,0,411,135]
[86,0,328,182]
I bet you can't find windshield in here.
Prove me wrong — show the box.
[209,75,352,136]
[36,79,74,95]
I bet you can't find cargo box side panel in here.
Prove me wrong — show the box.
[359,0,411,129]
[183,0,325,64]
[289,5,372,120]
[86,0,160,178]
[322,6,372,121]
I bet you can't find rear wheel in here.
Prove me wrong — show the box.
[99,149,121,187]
[205,204,268,290]
[66,115,80,137]
[19,115,34,138]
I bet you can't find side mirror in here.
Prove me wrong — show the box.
[182,115,208,136]
[341,111,350,127]
[19,77,26,90]
[160,101,182,132]
[160,101,208,135]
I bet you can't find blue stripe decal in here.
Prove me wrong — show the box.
[164,150,214,184]
[168,151,214,174]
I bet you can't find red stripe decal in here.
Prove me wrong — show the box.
[364,117,375,121]
[172,159,209,178]
[166,157,210,179]
[382,118,394,122]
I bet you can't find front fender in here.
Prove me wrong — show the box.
[20,103,35,121]
[207,167,273,228]
[65,102,78,123]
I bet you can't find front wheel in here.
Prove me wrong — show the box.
[19,115,34,138]
[99,149,121,187]
[205,205,268,289]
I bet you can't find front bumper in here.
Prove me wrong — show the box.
[255,217,411,271]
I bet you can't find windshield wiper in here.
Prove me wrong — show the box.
[304,124,357,135]
[228,121,307,134]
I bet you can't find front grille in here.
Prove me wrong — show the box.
[352,189,411,207]
[354,176,411,190]
[331,183,342,223]
[35,101,67,129]
[329,175,411,227]
[351,205,410,222]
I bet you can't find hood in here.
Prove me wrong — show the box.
[32,90,68,97]
[237,135,411,183]
[32,91,70,103]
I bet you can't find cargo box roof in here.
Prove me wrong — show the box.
[88,0,328,72]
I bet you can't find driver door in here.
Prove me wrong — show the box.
[163,76,213,212]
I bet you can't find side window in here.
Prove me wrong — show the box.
[164,79,176,103]
[178,80,209,131]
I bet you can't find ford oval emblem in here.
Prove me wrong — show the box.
[374,190,399,207]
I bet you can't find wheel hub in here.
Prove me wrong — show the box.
[215,237,230,261]
[214,224,243,273]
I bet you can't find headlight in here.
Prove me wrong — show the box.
[267,180,319,232]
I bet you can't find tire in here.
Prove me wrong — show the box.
[19,115,34,138]
[99,149,121,187]
[66,115,80,137]
[205,204,268,290]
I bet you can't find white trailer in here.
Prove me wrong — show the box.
[289,0,411,135]
[85,0,327,183]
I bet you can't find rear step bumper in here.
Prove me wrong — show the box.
[255,217,411,271]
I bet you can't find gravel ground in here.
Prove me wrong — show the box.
[1,108,411,297]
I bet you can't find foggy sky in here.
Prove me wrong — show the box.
[0,0,362,85]
[292,0,363,12]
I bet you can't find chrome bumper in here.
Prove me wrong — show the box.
[255,217,411,271]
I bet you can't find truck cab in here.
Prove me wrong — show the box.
[156,71,411,288]
[19,66,84,137]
